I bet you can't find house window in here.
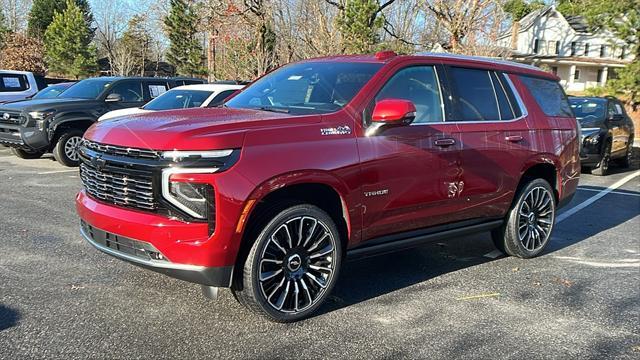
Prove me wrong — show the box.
[533,39,540,54]
[551,66,558,75]
[620,46,627,59]
[584,43,590,56]
[554,41,560,55]
[597,69,606,83]
[570,42,577,56]
[574,69,581,80]
[600,45,608,58]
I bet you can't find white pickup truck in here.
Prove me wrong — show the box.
[0,70,45,103]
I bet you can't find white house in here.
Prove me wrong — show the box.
[497,6,634,93]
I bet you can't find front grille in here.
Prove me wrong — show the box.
[82,139,161,160]
[0,111,24,125]
[81,221,168,262]
[80,163,157,210]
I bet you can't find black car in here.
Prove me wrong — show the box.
[569,96,635,176]
[0,77,186,166]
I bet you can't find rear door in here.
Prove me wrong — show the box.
[607,100,627,156]
[357,62,464,241]
[445,66,529,220]
[143,80,171,102]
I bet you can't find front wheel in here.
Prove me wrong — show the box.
[10,148,45,159]
[52,130,84,167]
[232,204,342,322]
[492,178,556,258]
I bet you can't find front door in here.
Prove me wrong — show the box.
[357,64,463,243]
[105,80,146,111]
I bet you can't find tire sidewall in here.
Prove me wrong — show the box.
[245,204,343,322]
[53,130,84,167]
[504,179,556,258]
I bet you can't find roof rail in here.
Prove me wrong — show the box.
[414,52,543,72]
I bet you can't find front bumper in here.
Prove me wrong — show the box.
[0,124,49,150]
[76,190,235,287]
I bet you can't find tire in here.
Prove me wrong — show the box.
[232,204,343,322]
[591,141,611,176]
[616,137,633,168]
[52,130,84,167]
[492,178,556,258]
[10,148,45,159]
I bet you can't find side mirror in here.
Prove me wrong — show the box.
[367,98,416,136]
[105,93,122,103]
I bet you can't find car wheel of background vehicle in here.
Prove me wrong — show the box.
[10,148,45,159]
[616,137,633,168]
[232,204,342,322]
[591,141,611,176]
[493,178,556,258]
[52,130,84,167]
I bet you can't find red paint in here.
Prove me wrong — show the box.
[77,53,579,274]
[371,98,417,123]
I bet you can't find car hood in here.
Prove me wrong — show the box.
[99,107,150,121]
[83,107,321,150]
[0,97,98,111]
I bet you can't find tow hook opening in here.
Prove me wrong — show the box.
[201,285,220,300]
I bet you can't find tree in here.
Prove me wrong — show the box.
[502,0,544,49]
[325,0,396,53]
[44,0,97,78]
[28,0,93,38]
[164,0,206,77]
[117,15,152,76]
[0,9,10,47]
[0,32,46,74]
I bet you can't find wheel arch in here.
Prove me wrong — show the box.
[519,156,560,201]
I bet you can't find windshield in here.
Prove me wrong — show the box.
[33,85,67,99]
[569,98,606,123]
[225,62,383,114]
[58,79,113,99]
[143,89,213,110]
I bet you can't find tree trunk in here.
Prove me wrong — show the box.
[511,21,520,50]
[208,29,216,82]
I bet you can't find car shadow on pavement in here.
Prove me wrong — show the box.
[0,304,20,331]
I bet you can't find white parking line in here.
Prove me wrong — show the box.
[577,187,640,197]
[557,170,640,223]
[37,169,78,175]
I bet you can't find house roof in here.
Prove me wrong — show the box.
[499,6,591,38]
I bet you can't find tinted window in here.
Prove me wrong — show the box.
[208,90,237,107]
[146,82,169,99]
[449,67,500,121]
[375,66,443,124]
[0,74,29,92]
[59,78,113,99]
[33,84,67,99]
[108,81,143,102]
[569,98,606,122]
[226,62,382,115]
[520,76,573,117]
[490,72,515,120]
[143,89,213,110]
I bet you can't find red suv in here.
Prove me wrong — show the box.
[76,52,580,322]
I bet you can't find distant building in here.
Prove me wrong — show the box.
[498,6,634,92]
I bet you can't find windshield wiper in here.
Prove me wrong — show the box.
[256,106,289,114]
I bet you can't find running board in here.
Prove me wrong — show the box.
[347,219,503,260]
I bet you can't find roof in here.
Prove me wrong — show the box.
[564,15,590,33]
[499,6,592,38]
[172,84,244,92]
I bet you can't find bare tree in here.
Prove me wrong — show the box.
[1,0,32,32]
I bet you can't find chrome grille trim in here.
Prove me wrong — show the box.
[80,163,157,210]
[82,139,160,160]
[0,111,24,125]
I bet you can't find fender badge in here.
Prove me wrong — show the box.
[321,125,351,136]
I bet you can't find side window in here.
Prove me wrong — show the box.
[207,90,237,107]
[146,82,169,99]
[519,76,572,117]
[0,74,29,92]
[449,67,500,121]
[374,66,443,124]
[490,72,516,120]
[108,81,143,102]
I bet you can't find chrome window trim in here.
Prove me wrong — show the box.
[494,72,517,118]
[415,52,542,72]
[488,70,502,120]
[80,223,207,271]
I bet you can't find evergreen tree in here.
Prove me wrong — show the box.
[121,15,152,76]
[336,0,385,53]
[164,0,206,76]
[503,0,545,21]
[44,0,97,78]
[28,0,93,38]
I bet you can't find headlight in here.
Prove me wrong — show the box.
[162,149,233,161]
[28,110,55,120]
[161,167,219,219]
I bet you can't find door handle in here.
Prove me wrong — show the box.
[505,135,524,143]
[434,138,456,147]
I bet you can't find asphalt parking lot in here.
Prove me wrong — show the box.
[0,146,639,359]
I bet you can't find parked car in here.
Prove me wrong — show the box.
[30,82,76,100]
[76,52,580,322]
[0,76,181,166]
[0,70,45,103]
[569,96,635,176]
[98,84,244,121]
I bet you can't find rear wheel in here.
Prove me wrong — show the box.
[591,141,611,176]
[52,130,84,167]
[10,148,45,159]
[232,204,342,322]
[492,178,556,258]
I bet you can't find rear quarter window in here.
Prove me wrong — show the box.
[520,76,572,117]
[0,74,29,92]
